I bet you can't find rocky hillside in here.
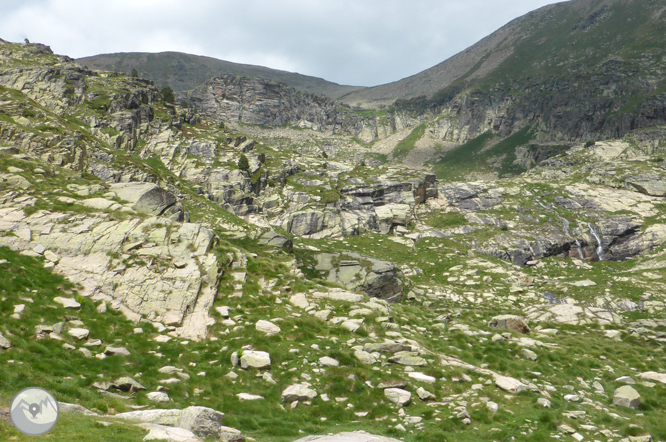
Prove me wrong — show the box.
[342,0,666,145]
[2,37,666,442]
[184,74,421,142]
[77,51,364,98]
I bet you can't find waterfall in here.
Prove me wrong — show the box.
[535,198,585,259]
[588,223,605,261]
[574,239,585,260]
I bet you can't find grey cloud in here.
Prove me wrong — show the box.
[0,0,559,86]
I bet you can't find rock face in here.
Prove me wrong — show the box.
[0,205,221,341]
[613,386,641,410]
[187,75,394,140]
[273,175,437,240]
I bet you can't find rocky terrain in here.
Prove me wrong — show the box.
[2,9,666,442]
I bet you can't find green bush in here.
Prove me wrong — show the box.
[238,154,250,172]
[160,86,175,103]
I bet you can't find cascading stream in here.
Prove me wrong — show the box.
[588,223,605,261]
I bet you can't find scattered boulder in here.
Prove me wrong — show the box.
[110,182,186,220]
[258,231,293,251]
[240,350,271,369]
[54,297,81,309]
[416,387,436,401]
[407,372,436,385]
[638,372,666,386]
[494,375,528,394]
[113,377,146,393]
[113,406,238,441]
[138,423,200,442]
[377,380,407,389]
[147,392,171,403]
[384,388,411,406]
[67,328,90,340]
[521,349,538,361]
[255,320,281,336]
[488,315,531,334]
[0,332,11,350]
[237,393,264,401]
[105,346,131,356]
[319,356,340,367]
[353,350,377,365]
[281,384,318,402]
[58,402,98,416]
[388,351,427,366]
[613,386,641,409]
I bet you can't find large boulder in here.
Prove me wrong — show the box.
[494,375,528,394]
[113,406,242,440]
[257,231,293,251]
[384,388,411,406]
[255,320,281,336]
[240,351,271,369]
[313,253,403,301]
[613,386,641,409]
[110,182,186,220]
[281,384,318,402]
[112,377,146,393]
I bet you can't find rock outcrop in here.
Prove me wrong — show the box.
[313,252,403,301]
[0,197,220,340]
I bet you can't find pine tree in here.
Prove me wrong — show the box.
[237,154,250,172]
[160,86,175,104]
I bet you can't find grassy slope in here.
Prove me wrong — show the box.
[344,0,666,107]
[3,38,666,442]
[432,127,535,180]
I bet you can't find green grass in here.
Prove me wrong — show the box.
[433,127,535,181]
[391,124,426,159]
[0,411,148,441]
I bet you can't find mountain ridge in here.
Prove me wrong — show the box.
[77,51,365,99]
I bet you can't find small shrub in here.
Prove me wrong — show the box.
[160,86,175,104]
[238,154,250,172]
[585,140,596,147]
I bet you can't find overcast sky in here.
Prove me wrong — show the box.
[0,0,561,87]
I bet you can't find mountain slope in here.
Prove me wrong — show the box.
[77,51,364,98]
[340,0,666,108]
[3,37,666,442]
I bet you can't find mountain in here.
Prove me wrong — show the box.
[77,51,364,98]
[341,0,666,108]
[4,5,666,441]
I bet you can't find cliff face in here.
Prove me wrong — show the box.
[433,59,666,144]
[186,74,420,141]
